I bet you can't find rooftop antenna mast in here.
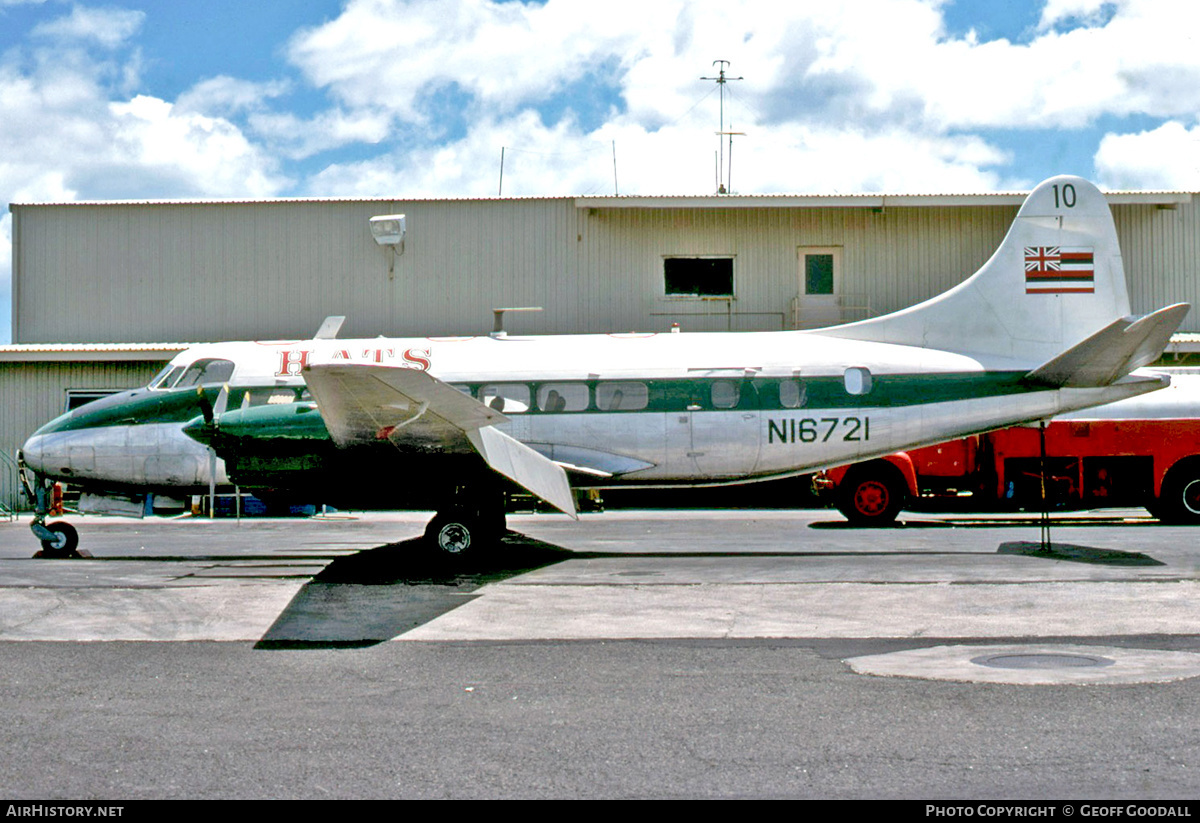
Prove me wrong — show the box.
[701,59,743,194]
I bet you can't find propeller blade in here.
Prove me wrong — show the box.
[196,387,214,425]
[213,383,230,418]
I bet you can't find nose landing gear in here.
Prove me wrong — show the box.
[34,520,81,559]
[19,457,88,559]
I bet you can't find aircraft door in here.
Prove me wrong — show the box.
[682,378,760,479]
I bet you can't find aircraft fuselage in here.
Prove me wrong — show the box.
[21,329,1166,507]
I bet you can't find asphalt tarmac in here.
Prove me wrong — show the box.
[1,507,1198,799]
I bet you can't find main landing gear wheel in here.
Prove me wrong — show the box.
[836,466,906,527]
[425,513,481,556]
[38,521,80,559]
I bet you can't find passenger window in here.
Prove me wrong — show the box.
[779,379,806,409]
[479,384,530,413]
[711,380,740,409]
[595,381,648,411]
[537,383,589,412]
[844,367,873,396]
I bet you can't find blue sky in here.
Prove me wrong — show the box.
[3,0,1200,342]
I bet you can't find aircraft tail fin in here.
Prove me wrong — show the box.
[818,175,1182,368]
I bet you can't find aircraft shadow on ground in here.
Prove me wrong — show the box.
[255,531,572,649]
[256,519,1167,649]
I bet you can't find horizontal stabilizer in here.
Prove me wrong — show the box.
[467,427,578,518]
[1025,303,1190,388]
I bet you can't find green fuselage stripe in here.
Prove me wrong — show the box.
[38,371,1036,436]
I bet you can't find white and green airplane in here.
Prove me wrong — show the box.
[19,175,1189,556]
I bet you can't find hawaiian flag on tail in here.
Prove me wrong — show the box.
[1024,246,1095,293]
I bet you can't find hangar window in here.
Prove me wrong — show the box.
[64,389,123,412]
[537,383,589,412]
[479,383,530,413]
[664,257,734,298]
[595,382,648,411]
[803,253,835,295]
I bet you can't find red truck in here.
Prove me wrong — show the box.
[819,371,1200,525]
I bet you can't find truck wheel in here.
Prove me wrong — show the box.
[836,466,906,526]
[1154,469,1200,525]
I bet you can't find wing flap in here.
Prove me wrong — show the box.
[467,428,578,518]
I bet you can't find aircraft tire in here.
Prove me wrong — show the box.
[1153,466,1200,525]
[39,521,80,558]
[425,512,482,556]
[836,465,905,527]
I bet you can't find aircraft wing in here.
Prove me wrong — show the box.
[303,364,577,517]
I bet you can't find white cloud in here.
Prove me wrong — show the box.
[247,107,394,160]
[284,0,1200,142]
[1038,0,1116,30]
[175,76,292,117]
[31,5,144,48]
[299,105,1014,199]
[107,95,290,197]
[1094,120,1200,189]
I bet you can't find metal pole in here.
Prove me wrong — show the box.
[612,140,618,195]
[1039,421,1051,551]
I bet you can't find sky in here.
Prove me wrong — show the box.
[3,0,1200,342]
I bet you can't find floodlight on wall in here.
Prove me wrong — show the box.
[369,213,406,278]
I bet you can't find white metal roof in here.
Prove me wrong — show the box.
[0,343,190,362]
[9,190,1193,210]
[574,191,1194,209]
[4,334,1199,361]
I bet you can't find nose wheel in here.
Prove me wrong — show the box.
[35,521,82,559]
[20,463,88,558]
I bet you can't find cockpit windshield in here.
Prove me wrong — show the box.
[148,364,179,389]
[150,358,235,390]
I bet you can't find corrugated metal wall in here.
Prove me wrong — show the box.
[12,196,1200,345]
[0,361,164,512]
[1112,203,1200,323]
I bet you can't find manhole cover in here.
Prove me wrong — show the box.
[971,652,1115,670]
[846,644,1200,684]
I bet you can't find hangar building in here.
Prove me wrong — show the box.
[4,188,1199,510]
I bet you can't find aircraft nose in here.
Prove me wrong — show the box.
[21,431,64,478]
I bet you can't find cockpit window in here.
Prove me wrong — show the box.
[173,359,236,388]
[149,365,185,390]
